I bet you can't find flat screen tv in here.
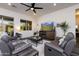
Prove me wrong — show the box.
[41,22,55,31]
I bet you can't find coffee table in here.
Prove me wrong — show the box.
[27,36,43,47]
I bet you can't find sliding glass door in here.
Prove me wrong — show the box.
[0,15,14,37]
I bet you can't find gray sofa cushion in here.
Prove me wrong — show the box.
[1,35,10,43]
[59,32,74,49]
[59,41,67,49]
[1,35,15,52]
[7,41,15,52]
[0,40,11,56]
[64,39,76,55]
[64,32,74,41]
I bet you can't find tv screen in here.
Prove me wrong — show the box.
[41,22,54,31]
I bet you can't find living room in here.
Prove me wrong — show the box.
[0,3,79,56]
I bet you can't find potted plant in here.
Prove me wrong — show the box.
[57,21,69,36]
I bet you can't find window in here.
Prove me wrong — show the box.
[20,19,32,31]
[0,15,14,37]
[20,19,26,31]
[26,21,32,30]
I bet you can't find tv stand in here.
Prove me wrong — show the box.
[39,30,56,40]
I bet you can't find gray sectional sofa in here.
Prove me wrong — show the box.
[0,35,38,56]
[44,32,76,56]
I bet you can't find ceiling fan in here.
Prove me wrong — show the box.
[20,3,43,14]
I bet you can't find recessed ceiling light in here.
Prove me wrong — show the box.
[8,3,11,6]
[53,3,56,6]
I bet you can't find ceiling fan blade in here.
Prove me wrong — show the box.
[33,9,36,13]
[25,8,30,11]
[32,3,35,7]
[20,3,31,7]
[34,7,43,9]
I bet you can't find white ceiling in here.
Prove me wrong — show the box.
[0,3,78,18]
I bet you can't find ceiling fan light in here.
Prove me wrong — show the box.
[8,3,11,6]
[31,8,34,10]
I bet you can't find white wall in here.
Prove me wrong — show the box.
[38,4,79,37]
[0,8,38,38]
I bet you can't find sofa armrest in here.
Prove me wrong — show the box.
[44,42,64,56]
